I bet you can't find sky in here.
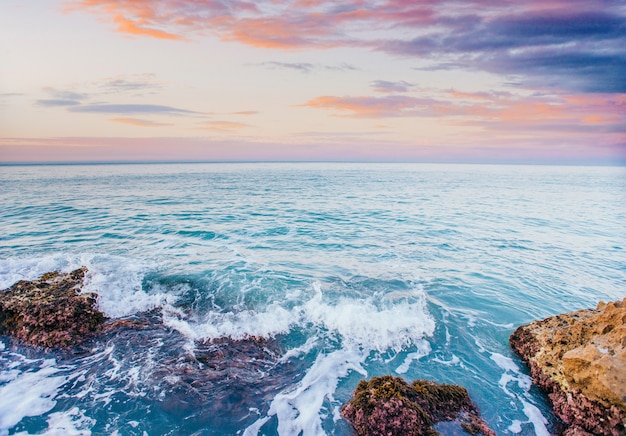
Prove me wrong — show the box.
[1,0,625,164]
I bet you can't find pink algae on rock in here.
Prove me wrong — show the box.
[0,267,106,348]
[341,375,495,436]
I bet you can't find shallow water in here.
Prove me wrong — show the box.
[1,163,625,435]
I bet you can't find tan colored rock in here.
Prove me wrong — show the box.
[510,298,626,436]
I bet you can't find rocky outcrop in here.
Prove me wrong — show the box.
[0,268,106,348]
[510,299,626,436]
[341,375,495,436]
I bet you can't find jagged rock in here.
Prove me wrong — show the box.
[0,267,106,347]
[510,298,626,436]
[341,375,495,436]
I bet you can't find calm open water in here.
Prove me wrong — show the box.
[1,163,625,435]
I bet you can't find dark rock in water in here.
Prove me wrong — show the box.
[91,308,306,432]
[151,335,297,428]
[510,298,626,436]
[0,267,105,348]
[341,375,495,436]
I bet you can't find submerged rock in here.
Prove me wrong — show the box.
[0,267,105,347]
[0,269,305,431]
[341,375,495,436]
[510,299,626,436]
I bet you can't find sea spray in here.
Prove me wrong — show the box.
[0,357,68,430]
[245,281,436,435]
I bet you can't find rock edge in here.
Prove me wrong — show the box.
[510,298,626,436]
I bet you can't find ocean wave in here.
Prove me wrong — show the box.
[0,253,176,319]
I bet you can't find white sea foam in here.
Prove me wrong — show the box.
[0,254,77,289]
[278,337,319,363]
[395,339,431,374]
[0,359,67,431]
[432,355,461,366]
[243,281,435,435]
[522,400,550,436]
[302,282,435,352]
[0,253,176,319]
[246,348,367,436]
[164,280,435,353]
[78,344,153,406]
[508,420,523,433]
[164,303,297,341]
[80,255,175,318]
[20,407,95,436]
[491,353,532,394]
[491,353,550,435]
[242,417,270,436]
[490,353,520,373]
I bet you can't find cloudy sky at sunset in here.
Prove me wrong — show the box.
[1,0,625,164]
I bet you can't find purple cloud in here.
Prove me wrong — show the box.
[71,0,626,93]
[69,104,197,115]
[37,99,81,107]
[370,80,414,93]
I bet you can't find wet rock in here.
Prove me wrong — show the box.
[153,335,299,427]
[510,298,626,436]
[0,268,106,348]
[341,375,495,436]
[94,311,306,431]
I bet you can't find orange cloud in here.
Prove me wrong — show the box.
[302,90,626,139]
[65,0,185,40]
[112,14,183,41]
[302,95,435,117]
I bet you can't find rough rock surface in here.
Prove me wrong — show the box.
[341,375,495,436]
[510,298,626,436]
[0,267,106,347]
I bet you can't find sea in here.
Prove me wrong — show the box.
[0,163,624,436]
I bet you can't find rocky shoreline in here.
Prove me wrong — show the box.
[510,299,626,436]
[1,268,624,435]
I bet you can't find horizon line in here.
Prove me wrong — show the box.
[1,159,624,167]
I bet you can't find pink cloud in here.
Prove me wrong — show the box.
[111,117,172,127]
[301,90,626,145]
[66,0,626,93]
[64,0,439,47]
[301,95,443,117]
[232,111,259,116]
[201,120,252,132]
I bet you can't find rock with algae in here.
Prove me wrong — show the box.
[0,267,105,348]
[341,375,495,436]
[510,298,626,436]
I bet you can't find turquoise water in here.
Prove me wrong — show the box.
[1,163,625,435]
